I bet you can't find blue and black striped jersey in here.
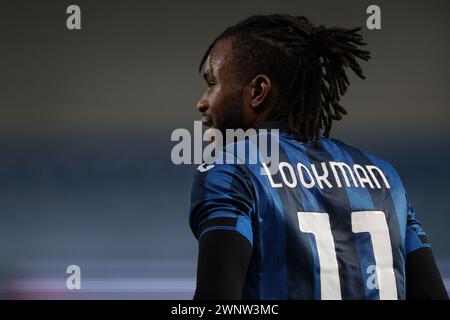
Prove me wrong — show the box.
[189,122,429,300]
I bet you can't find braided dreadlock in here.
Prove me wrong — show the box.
[199,14,371,147]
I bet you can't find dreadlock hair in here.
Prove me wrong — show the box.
[199,14,371,147]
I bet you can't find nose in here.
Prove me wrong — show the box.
[197,93,208,113]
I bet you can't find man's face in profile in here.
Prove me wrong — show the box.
[197,38,246,133]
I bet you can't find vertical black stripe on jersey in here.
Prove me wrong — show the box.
[276,143,316,299]
[334,140,405,299]
[304,142,366,299]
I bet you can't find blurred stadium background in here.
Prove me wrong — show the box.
[0,0,449,298]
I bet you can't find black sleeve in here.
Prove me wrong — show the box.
[193,230,252,300]
[406,247,448,300]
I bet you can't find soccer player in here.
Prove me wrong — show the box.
[189,14,448,300]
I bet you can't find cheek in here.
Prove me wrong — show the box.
[207,87,225,113]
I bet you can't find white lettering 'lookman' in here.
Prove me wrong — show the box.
[262,161,390,190]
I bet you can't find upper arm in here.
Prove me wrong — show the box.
[189,163,255,299]
[406,247,448,299]
[194,229,252,300]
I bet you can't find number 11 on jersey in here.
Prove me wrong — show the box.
[297,210,398,300]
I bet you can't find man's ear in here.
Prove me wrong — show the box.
[250,74,272,109]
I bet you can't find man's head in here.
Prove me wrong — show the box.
[197,37,275,134]
[197,14,370,145]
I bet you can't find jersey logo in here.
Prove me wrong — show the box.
[197,163,215,172]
